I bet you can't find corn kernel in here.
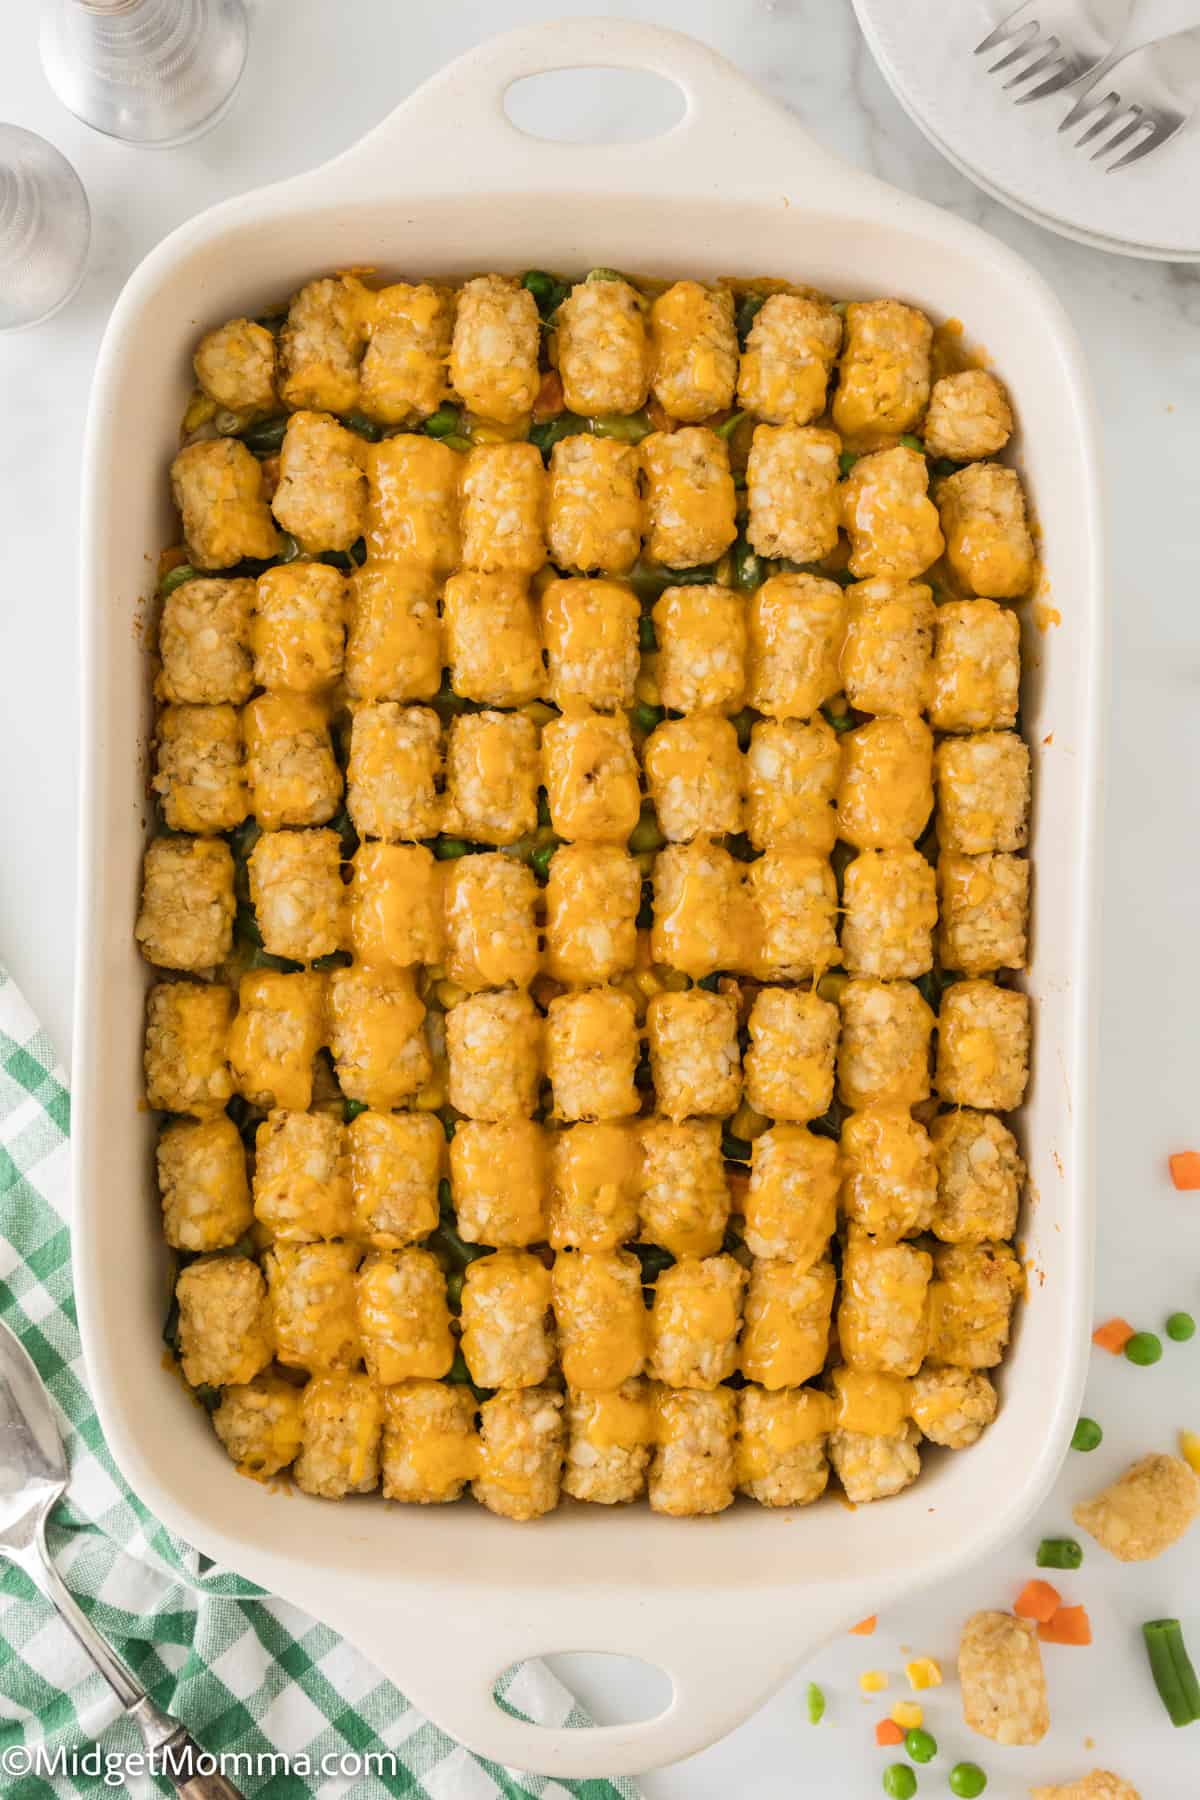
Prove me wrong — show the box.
[858,1670,888,1695]
[414,1081,445,1111]
[436,979,468,1009]
[891,1702,923,1730]
[521,700,556,726]
[635,665,661,706]
[729,1099,770,1141]
[635,969,665,999]
[904,1658,943,1691]
[816,971,849,1003]
[1180,1430,1200,1475]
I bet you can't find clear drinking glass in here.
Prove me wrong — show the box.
[40,0,249,147]
[0,126,91,331]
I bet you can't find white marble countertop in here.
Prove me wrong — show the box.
[2,2,1199,1795]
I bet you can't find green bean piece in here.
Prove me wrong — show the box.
[445,1269,464,1311]
[714,410,747,441]
[340,411,382,442]
[732,538,764,592]
[821,701,857,734]
[696,973,722,993]
[805,1682,825,1725]
[238,415,289,456]
[1070,1416,1103,1452]
[628,806,665,856]
[586,267,624,283]
[1167,1311,1196,1342]
[445,1347,472,1384]
[422,405,461,439]
[530,840,559,882]
[1143,1618,1200,1727]
[729,707,756,751]
[1036,1537,1083,1570]
[159,563,200,599]
[442,432,472,452]
[734,293,765,347]
[434,836,472,861]
[636,881,654,931]
[899,435,925,454]
[666,563,718,586]
[530,413,587,459]
[638,614,658,652]
[809,1096,846,1143]
[194,1384,222,1414]
[948,1766,986,1798]
[721,1133,752,1163]
[931,457,963,480]
[838,449,860,478]
[882,1766,917,1799]
[1124,1330,1163,1365]
[633,701,665,735]
[438,1106,459,1143]
[343,1098,368,1124]
[350,535,367,567]
[590,411,653,444]
[235,901,264,950]
[633,1243,675,1285]
[904,1728,936,1764]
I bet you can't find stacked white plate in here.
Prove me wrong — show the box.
[852,0,1200,259]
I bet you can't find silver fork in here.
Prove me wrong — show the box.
[1060,23,1200,170]
[975,0,1135,103]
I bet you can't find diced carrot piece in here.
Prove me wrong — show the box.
[1038,1604,1092,1646]
[875,1719,905,1747]
[1015,1579,1062,1623]
[1092,1318,1135,1354]
[1169,1152,1200,1191]
[850,1615,877,1635]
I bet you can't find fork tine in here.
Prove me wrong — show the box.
[1107,117,1185,171]
[988,34,1044,74]
[1015,54,1083,103]
[1060,85,1118,132]
[1090,109,1148,161]
[1075,97,1128,147]
[1003,41,1063,90]
[975,12,1036,55]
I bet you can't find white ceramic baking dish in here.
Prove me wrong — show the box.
[74,20,1105,1779]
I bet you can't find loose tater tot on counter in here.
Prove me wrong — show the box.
[252,1108,352,1242]
[349,1108,442,1247]
[227,969,326,1112]
[746,573,846,721]
[278,275,365,415]
[829,1420,922,1504]
[136,836,235,973]
[442,711,538,848]
[740,1259,837,1390]
[923,370,1013,463]
[838,1227,932,1377]
[542,576,640,710]
[649,281,737,422]
[745,718,840,855]
[744,987,838,1124]
[650,842,747,979]
[158,576,254,705]
[745,1126,839,1266]
[930,599,1021,733]
[176,1254,273,1390]
[838,977,933,1110]
[938,851,1029,976]
[451,1118,547,1247]
[171,438,281,571]
[748,848,840,983]
[564,1379,654,1504]
[248,828,344,965]
[271,410,367,554]
[644,716,743,842]
[542,712,641,845]
[461,1250,555,1390]
[543,845,640,987]
[841,848,937,980]
[253,562,348,696]
[646,989,741,1122]
[546,439,642,578]
[641,428,737,569]
[935,731,1031,856]
[459,443,546,575]
[213,1372,304,1479]
[930,1109,1024,1244]
[909,1365,998,1449]
[639,1118,729,1259]
[446,988,541,1121]
[295,1373,383,1500]
[936,979,1030,1112]
[831,298,932,440]
[737,1385,833,1506]
[443,572,543,707]
[346,703,441,842]
[449,274,541,425]
[841,579,935,719]
[837,717,934,851]
[552,1249,647,1390]
[927,1241,1022,1369]
[442,853,539,993]
[157,1116,250,1253]
[1073,1454,1200,1563]
[145,981,234,1118]
[652,583,746,716]
[550,1121,641,1251]
[736,294,841,426]
[841,446,944,581]
[193,317,277,416]
[556,276,650,417]
[349,842,444,970]
[343,565,439,703]
[649,1386,737,1516]
[364,435,461,573]
[266,1241,360,1373]
[746,425,841,564]
[244,692,341,830]
[381,1379,480,1505]
[327,964,430,1110]
[359,281,453,425]
[474,1386,565,1520]
[840,1106,936,1240]
[1031,1776,1142,1800]
[357,1247,454,1384]
[938,462,1036,599]
[958,1610,1049,1746]
[547,988,639,1122]
[154,704,247,835]
[649,1254,746,1389]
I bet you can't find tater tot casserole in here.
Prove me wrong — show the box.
[140,267,1035,1521]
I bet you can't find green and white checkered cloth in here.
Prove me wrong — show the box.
[0,964,639,1800]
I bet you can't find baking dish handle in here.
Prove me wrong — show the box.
[307,17,860,200]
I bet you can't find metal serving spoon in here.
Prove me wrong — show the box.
[0,1318,244,1799]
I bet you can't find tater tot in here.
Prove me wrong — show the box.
[327,964,430,1110]
[832,298,932,440]
[543,845,640,987]
[194,317,277,416]
[244,692,341,831]
[938,851,1029,975]
[827,1364,911,1437]
[364,436,460,573]
[474,1386,564,1520]
[295,1373,383,1500]
[838,1227,931,1377]
[1073,1454,1200,1564]
[345,703,442,842]
[213,1372,304,1478]
[278,275,365,415]
[348,842,444,970]
[841,446,944,580]
[450,1118,547,1247]
[930,1108,1023,1244]
[837,717,934,851]
[271,410,367,554]
[176,1254,273,1389]
[556,276,650,417]
[145,981,234,1118]
[644,716,743,841]
[357,1247,454,1385]
[542,712,641,844]
[549,1121,641,1251]
[829,1420,922,1503]
[740,1260,836,1389]
[266,1241,360,1373]
[157,576,254,705]
[737,1385,832,1506]
[442,853,539,993]
[541,576,640,710]
[252,1108,352,1242]
[746,425,841,563]
[227,969,326,1112]
[171,438,280,571]
[652,583,746,716]
[442,570,542,706]
[546,437,643,577]
[935,979,1030,1111]
[154,704,247,836]
[359,281,453,425]
[649,281,738,421]
[841,847,937,980]
[958,1610,1049,1746]
[381,1379,480,1505]
[646,988,741,1122]
[748,847,839,983]
[744,986,839,1124]
[929,600,1021,733]
[641,428,737,569]
[934,731,1030,856]
[157,1116,250,1253]
[449,274,541,425]
[552,1249,647,1390]
[841,578,935,719]
[649,1254,746,1389]
[744,1125,839,1265]
[253,562,348,696]
[649,1386,737,1516]
[650,842,747,979]
[840,1106,936,1240]
[746,573,846,720]
[546,988,639,1122]
[459,443,546,575]
[938,463,1035,599]
[564,1379,654,1504]
[736,294,841,426]
[248,828,344,965]
[838,977,933,1110]
[1031,1775,1141,1800]
[349,1109,442,1247]
[927,1241,1022,1369]
[135,836,235,973]
[442,710,539,848]
[923,370,1013,464]
[343,564,440,703]
[745,718,840,854]
[445,988,541,1121]
[639,1117,729,1259]
[461,1250,555,1390]
[909,1364,998,1449]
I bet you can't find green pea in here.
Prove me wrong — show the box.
[734,293,765,347]
[340,411,382,442]
[238,415,289,456]
[904,1727,936,1764]
[696,973,722,992]
[628,807,665,856]
[343,1098,367,1124]
[1071,1416,1103,1452]
[948,1765,987,1798]
[638,614,658,651]
[590,411,652,443]
[882,1765,917,1799]
[159,562,200,598]
[1125,1331,1163,1365]
[1167,1311,1196,1342]
[839,449,860,477]
[899,435,925,454]
[422,405,460,439]
[633,701,665,735]
[821,701,857,734]
[931,457,963,480]
[805,1681,825,1724]
[434,836,471,861]
[521,269,557,306]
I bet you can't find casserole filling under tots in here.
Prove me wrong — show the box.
[141,267,1035,1519]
